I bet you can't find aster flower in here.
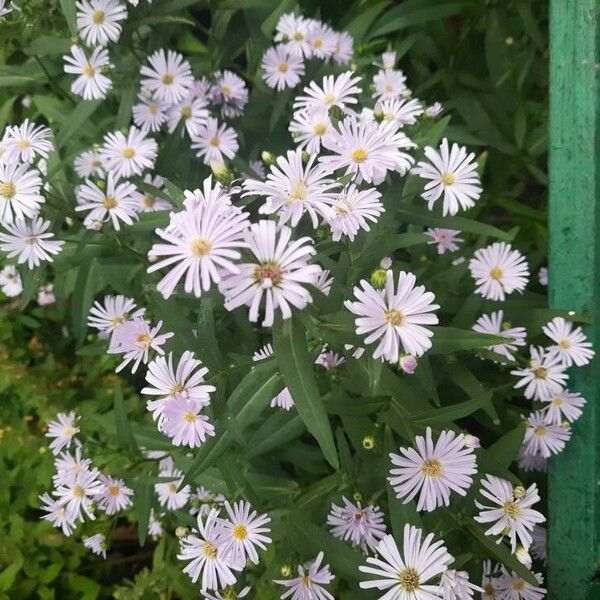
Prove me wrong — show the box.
[75,173,138,231]
[252,343,274,362]
[374,97,424,127]
[162,397,215,448]
[39,493,77,536]
[76,0,126,46]
[0,161,44,224]
[2,119,53,164]
[274,551,335,600]
[293,72,362,112]
[542,316,595,367]
[345,270,439,363]
[220,220,320,327]
[315,348,345,370]
[399,354,418,374]
[327,184,384,241]
[425,102,444,118]
[320,117,415,183]
[262,46,305,91]
[147,201,249,299]
[0,0,12,19]
[372,68,407,100]
[0,265,22,297]
[440,569,482,599]
[306,21,337,59]
[148,508,163,537]
[469,242,529,301]
[359,526,454,598]
[88,294,142,334]
[517,446,548,473]
[83,533,108,559]
[142,351,214,422]
[191,117,239,166]
[212,70,248,118]
[425,228,463,254]
[202,587,251,600]
[96,475,133,515]
[289,107,333,154]
[107,316,174,373]
[74,149,105,178]
[183,176,232,211]
[388,427,477,512]
[481,561,502,600]
[474,475,545,552]
[53,468,103,522]
[0,217,64,269]
[275,13,312,57]
[332,31,353,65]
[314,268,333,296]
[132,174,171,212]
[218,500,272,566]
[53,446,93,487]
[495,567,546,600]
[45,412,80,454]
[522,411,571,458]
[541,389,585,424]
[249,160,265,178]
[178,509,242,591]
[132,93,168,133]
[140,49,194,104]
[413,138,482,216]
[271,387,295,410]
[155,466,191,510]
[167,94,210,138]
[381,51,396,70]
[327,496,386,553]
[472,310,527,361]
[63,45,112,100]
[511,346,568,401]
[530,525,547,565]
[99,127,157,178]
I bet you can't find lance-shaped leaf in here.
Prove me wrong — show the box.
[429,326,510,354]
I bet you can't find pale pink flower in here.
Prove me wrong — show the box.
[2,119,53,164]
[191,117,239,166]
[87,294,142,334]
[162,397,215,448]
[293,72,362,112]
[39,492,77,536]
[99,127,157,178]
[523,411,571,458]
[495,567,546,600]
[327,185,384,242]
[96,475,133,515]
[261,45,305,90]
[541,389,585,424]
[63,45,112,100]
[425,228,463,254]
[511,346,568,400]
[542,316,595,367]
[211,70,248,118]
[372,68,407,100]
[140,49,194,104]
[274,551,335,600]
[46,411,80,455]
[472,310,527,361]
[83,533,107,559]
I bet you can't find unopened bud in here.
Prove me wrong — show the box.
[300,151,310,163]
[513,485,526,499]
[210,160,232,186]
[380,256,392,269]
[94,179,106,190]
[175,527,190,538]
[399,355,418,375]
[352,491,363,503]
[505,36,515,46]
[261,151,276,165]
[501,321,512,330]
[370,269,387,289]
[463,433,480,449]
[515,546,532,568]
[362,435,376,450]
[280,564,293,577]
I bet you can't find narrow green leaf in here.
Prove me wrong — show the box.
[70,260,99,342]
[429,327,509,354]
[60,0,77,35]
[55,100,102,149]
[163,178,186,208]
[479,421,526,474]
[134,483,153,546]
[113,381,140,456]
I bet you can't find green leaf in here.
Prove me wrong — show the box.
[273,316,339,469]
[247,413,305,457]
[479,421,526,474]
[116,81,137,129]
[60,0,77,35]
[134,482,153,547]
[27,36,72,56]
[70,260,100,343]
[113,381,140,456]
[429,327,509,354]
[55,100,102,150]
[163,178,186,208]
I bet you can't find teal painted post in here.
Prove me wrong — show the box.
[549,1,600,597]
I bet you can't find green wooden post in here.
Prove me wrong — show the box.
[549,1,600,597]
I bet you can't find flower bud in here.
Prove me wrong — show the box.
[362,435,376,450]
[261,151,276,165]
[463,433,481,449]
[370,269,387,289]
[513,485,526,499]
[380,256,392,269]
[352,491,363,503]
[515,546,532,568]
[175,526,190,538]
[280,564,293,577]
[399,355,418,374]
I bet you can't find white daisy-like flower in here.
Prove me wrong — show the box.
[148,508,163,537]
[0,161,44,224]
[167,94,209,138]
[142,351,214,422]
[474,475,545,552]
[220,220,320,327]
[37,283,55,306]
[380,51,396,69]
[327,496,386,553]
[132,93,168,133]
[541,389,585,424]
[315,348,345,370]
[275,13,312,57]
[274,551,335,600]
[178,509,243,591]
[218,500,272,566]
[99,126,157,178]
[388,427,477,512]
[289,107,333,154]
[39,492,77,536]
[75,173,138,231]
[306,21,337,59]
[517,445,548,473]
[469,242,529,301]
[0,217,64,269]
[0,264,22,297]
[45,411,80,455]
[495,567,546,600]
[243,149,338,229]
[372,68,407,100]
[425,102,444,117]
[327,184,384,241]
[345,270,439,362]
[83,533,107,559]
[147,201,249,299]
[359,526,454,598]
[252,342,274,362]
[320,117,415,183]
[132,174,171,212]
[249,159,265,178]
[52,446,93,487]
[314,268,333,296]
[374,97,424,127]
[53,468,103,523]
[522,411,571,458]
[211,70,248,118]
[87,294,142,334]
[191,117,239,166]
[481,561,502,600]
[140,49,194,104]
[472,310,527,361]
[538,266,548,286]
[425,228,463,254]
[74,149,105,178]
[155,466,191,510]
[182,176,232,211]
[271,387,294,410]
[96,475,133,515]
[0,0,12,19]
[293,71,362,113]
[261,45,305,91]
[332,31,353,65]
[63,45,112,100]
[510,346,568,401]
[2,119,53,164]
[107,315,174,373]
[413,138,482,216]
[76,0,127,46]
[542,316,595,367]
[162,396,215,448]
[440,569,482,599]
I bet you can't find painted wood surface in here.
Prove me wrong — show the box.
[548,1,600,597]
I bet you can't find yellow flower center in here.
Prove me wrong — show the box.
[92,10,105,24]
[293,31,304,41]
[0,182,16,199]
[420,458,442,478]
[533,367,548,379]
[221,84,232,96]
[253,262,282,286]
[108,485,120,496]
[202,541,218,559]
[313,38,323,49]
[441,171,456,186]
[553,396,564,406]
[278,62,289,73]
[209,135,220,147]
[288,180,308,202]
[25,236,38,246]
[191,238,212,257]
[148,103,158,115]
[83,64,96,77]
[72,485,85,498]
[103,195,117,209]
[483,583,495,595]
[110,316,125,326]
[122,147,136,159]
[183,411,198,423]
[301,574,312,588]
[168,482,178,493]
[489,266,504,280]
[232,525,248,540]
[351,147,368,163]
[63,426,77,438]
[143,195,155,208]
[559,339,571,349]
[180,106,192,119]
[398,567,420,592]
[385,308,405,327]
[534,425,547,437]
[503,500,522,519]
[17,139,31,149]
[323,92,336,105]
[384,83,393,93]
[512,580,525,591]
[170,382,187,395]
[313,122,327,136]
[162,73,174,84]
[136,334,152,346]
